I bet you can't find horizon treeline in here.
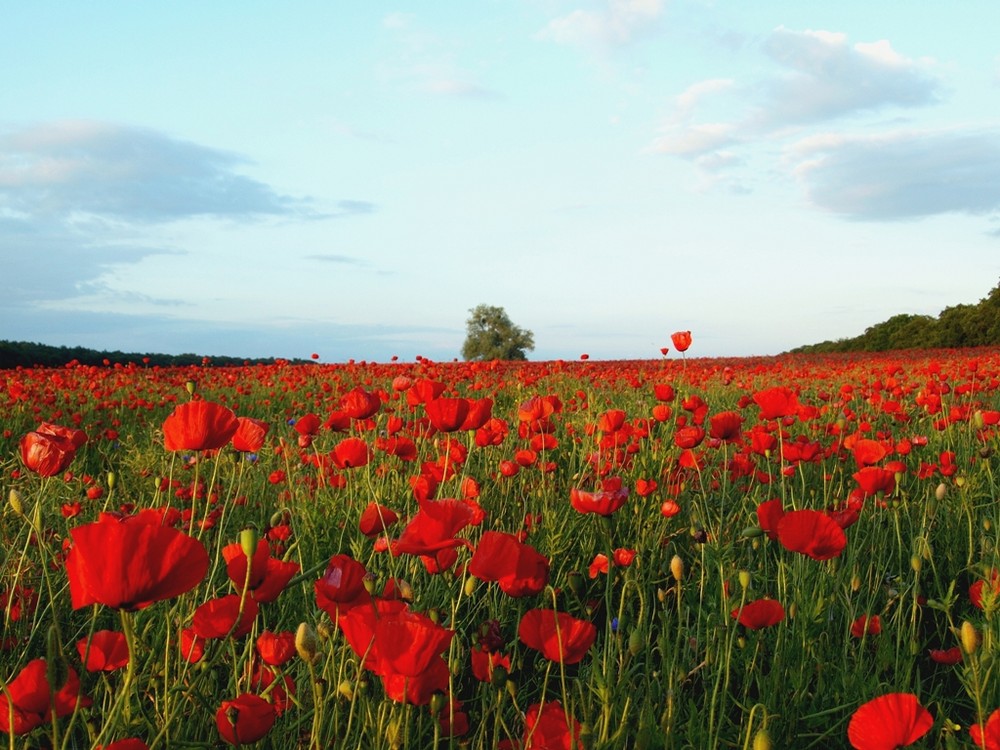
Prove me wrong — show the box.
[789,278,1000,354]
[0,340,311,370]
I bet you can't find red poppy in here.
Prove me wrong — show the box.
[470,644,511,682]
[163,400,239,452]
[928,646,962,665]
[709,411,743,442]
[462,398,495,431]
[340,386,382,419]
[358,502,400,537]
[67,512,209,610]
[970,569,1000,610]
[314,554,370,619]
[847,693,933,750]
[222,539,299,603]
[523,700,581,750]
[425,397,471,432]
[215,693,276,745]
[331,436,372,469]
[0,658,91,735]
[752,387,800,420]
[674,425,705,449]
[570,478,629,516]
[670,331,692,352]
[469,531,550,597]
[381,657,451,706]
[231,417,269,453]
[756,499,785,541]
[293,413,321,436]
[852,438,888,467]
[373,609,455,677]
[256,630,297,667]
[179,627,205,664]
[20,428,80,477]
[970,708,1000,750]
[853,467,896,497]
[391,498,477,556]
[776,509,847,561]
[77,629,130,672]
[36,421,88,449]
[851,615,882,638]
[731,599,785,630]
[518,609,597,664]
[192,594,259,639]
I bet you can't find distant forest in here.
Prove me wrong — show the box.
[0,340,310,369]
[789,279,1000,354]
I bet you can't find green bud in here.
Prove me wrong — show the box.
[753,728,772,750]
[185,380,197,396]
[8,488,25,516]
[239,527,259,560]
[295,622,317,663]
[106,471,116,490]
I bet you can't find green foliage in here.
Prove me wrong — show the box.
[461,304,535,361]
[791,278,1000,353]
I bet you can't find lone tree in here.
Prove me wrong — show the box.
[462,304,535,361]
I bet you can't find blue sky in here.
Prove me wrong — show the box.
[2,1,999,362]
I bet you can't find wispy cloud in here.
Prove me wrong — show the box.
[539,0,665,49]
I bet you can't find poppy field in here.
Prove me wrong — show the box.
[3,343,1000,749]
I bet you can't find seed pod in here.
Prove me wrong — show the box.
[295,622,318,663]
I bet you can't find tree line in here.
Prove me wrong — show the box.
[0,340,308,370]
[789,279,1000,354]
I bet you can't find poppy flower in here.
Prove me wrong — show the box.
[231,417,269,453]
[969,569,999,610]
[425,397,471,432]
[163,400,239,452]
[752,387,800,420]
[756,499,785,541]
[776,509,847,561]
[374,609,455,677]
[731,599,785,630]
[462,398,495,431]
[391,498,477,556]
[851,615,882,638]
[0,658,91,735]
[358,502,400,537]
[215,693,276,745]
[570,478,629,516]
[20,428,81,477]
[670,331,692,352]
[847,693,933,750]
[928,646,962,665]
[66,512,209,610]
[854,467,896,497]
[331,436,372,469]
[77,629,130,671]
[470,645,511,683]
[256,630,297,667]
[293,413,321,436]
[314,554,370,618]
[970,708,1000,749]
[192,594,259,640]
[523,700,581,750]
[709,411,743,442]
[340,386,382,419]
[469,531,550,597]
[518,609,597,664]
[35,421,88,449]
[852,438,888,467]
[222,539,299,603]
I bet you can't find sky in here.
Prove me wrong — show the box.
[2,1,999,363]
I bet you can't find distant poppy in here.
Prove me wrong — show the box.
[731,599,785,630]
[752,387,800,420]
[66,512,209,610]
[970,708,1000,749]
[469,531,550,597]
[847,693,932,750]
[851,615,882,638]
[215,693,276,746]
[670,331,692,352]
[222,539,299,603]
[776,509,847,561]
[928,646,962,665]
[518,608,597,664]
[163,401,239,452]
[570,478,629,516]
[231,417,269,453]
[0,658,90,735]
[77,629,129,672]
[523,700,581,750]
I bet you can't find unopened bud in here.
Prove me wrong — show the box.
[738,570,751,591]
[363,573,377,596]
[46,627,68,690]
[295,622,318,663]
[961,621,979,655]
[628,629,644,656]
[8,488,25,516]
[910,555,922,573]
[753,728,772,750]
[670,555,684,582]
[935,483,947,502]
[464,576,476,597]
[337,679,354,700]
[429,692,447,717]
[185,380,197,396]
[107,471,116,490]
[239,527,259,560]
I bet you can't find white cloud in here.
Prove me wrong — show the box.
[540,0,664,48]
[789,128,1000,220]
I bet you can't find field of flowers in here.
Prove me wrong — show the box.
[2,341,1000,749]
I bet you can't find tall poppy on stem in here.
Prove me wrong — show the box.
[670,331,692,352]
[971,708,1000,749]
[0,658,91,735]
[66,512,209,610]
[518,608,597,664]
[162,401,239,452]
[776,509,847,561]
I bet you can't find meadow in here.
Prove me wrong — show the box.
[2,345,999,749]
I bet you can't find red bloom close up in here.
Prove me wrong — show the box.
[570,478,629,517]
[776,509,847,561]
[670,331,692,352]
[77,629,130,672]
[163,400,239,452]
[731,599,785,630]
[20,423,84,477]
[391,498,477,556]
[0,659,91,735]
[524,700,581,750]
[468,531,550,597]
[231,417,269,453]
[222,539,300,603]
[847,693,933,750]
[67,512,209,610]
[215,693,276,746]
[752,387,800,420]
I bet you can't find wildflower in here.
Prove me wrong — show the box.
[162,400,238,451]
[731,599,785,630]
[847,693,932,750]
[518,609,597,664]
[215,693,276,745]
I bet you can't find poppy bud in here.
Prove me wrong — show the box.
[239,527,259,561]
[910,555,922,573]
[628,629,644,656]
[738,570,751,591]
[295,622,317,663]
[337,679,353,700]
[429,692,447,717]
[185,380,197,396]
[740,526,764,539]
[670,555,684,582]
[567,571,585,597]
[363,573,377,596]
[464,577,476,597]
[8,488,25,516]
[107,471,116,490]
[753,728,772,750]
[961,621,979,655]
[505,678,517,699]
[386,718,402,749]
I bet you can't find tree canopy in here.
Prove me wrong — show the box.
[461,304,535,361]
